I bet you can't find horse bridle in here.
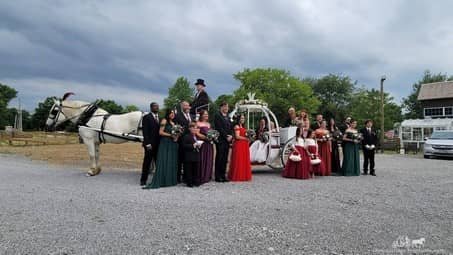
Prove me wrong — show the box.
[48,101,93,128]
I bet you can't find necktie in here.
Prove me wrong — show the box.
[154,114,158,122]
[186,113,190,122]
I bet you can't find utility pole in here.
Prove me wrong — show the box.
[380,76,386,153]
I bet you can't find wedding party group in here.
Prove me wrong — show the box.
[140,78,378,189]
[280,108,378,180]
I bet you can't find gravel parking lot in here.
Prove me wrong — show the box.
[1,153,452,254]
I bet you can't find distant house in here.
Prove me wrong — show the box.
[417,81,453,118]
[396,81,453,152]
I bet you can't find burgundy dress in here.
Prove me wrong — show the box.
[315,129,332,176]
[198,126,214,184]
[306,139,326,176]
[228,126,252,181]
[282,139,312,179]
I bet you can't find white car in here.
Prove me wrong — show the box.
[423,130,453,158]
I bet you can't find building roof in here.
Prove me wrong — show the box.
[417,81,453,101]
[400,118,453,128]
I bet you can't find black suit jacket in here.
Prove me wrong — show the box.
[142,113,160,148]
[214,112,232,143]
[175,111,191,135]
[182,134,200,162]
[360,127,378,146]
[191,90,209,114]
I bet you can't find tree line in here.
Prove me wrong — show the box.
[0,69,450,132]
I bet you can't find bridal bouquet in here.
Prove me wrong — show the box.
[206,129,220,144]
[171,124,184,137]
[318,134,331,142]
[258,132,270,143]
[246,129,256,142]
[352,133,363,143]
[332,130,343,142]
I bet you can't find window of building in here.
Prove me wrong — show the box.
[402,127,412,140]
[424,107,443,117]
[445,107,453,116]
[423,127,433,139]
[412,128,422,141]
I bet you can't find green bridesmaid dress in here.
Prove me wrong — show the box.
[341,131,361,176]
[145,122,179,189]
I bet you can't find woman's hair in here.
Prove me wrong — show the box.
[234,113,244,126]
[199,110,209,121]
[189,121,198,128]
[164,109,174,121]
[295,127,302,142]
[306,129,313,139]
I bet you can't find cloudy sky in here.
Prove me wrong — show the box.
[1,0,452,111]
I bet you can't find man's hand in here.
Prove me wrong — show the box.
[227,135,233,142]
[145,144,152,150]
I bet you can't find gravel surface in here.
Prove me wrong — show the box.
[1,153,452,254]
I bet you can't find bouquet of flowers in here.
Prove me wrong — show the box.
[246,129,256,142]
[171,124,184,137]
[352,133,363,143]
[332,130,343,142]
[318,134,331,142]
[259,132,270,143]
[206,129,220,144]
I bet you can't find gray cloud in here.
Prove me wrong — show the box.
[1,0,453,111]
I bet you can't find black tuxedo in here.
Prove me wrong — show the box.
[214,111,232,180]
[182,133,201,186]
[141,113,161,184]
[175,111,193,182]
[191,90,209,115]
[360,127,378,174]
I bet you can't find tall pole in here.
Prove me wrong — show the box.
[380,76,386,153]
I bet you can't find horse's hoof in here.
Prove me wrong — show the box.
[87,168,96,176]
[94,167,102,175]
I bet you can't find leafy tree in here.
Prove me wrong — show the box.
[308,74,356,121]
[402,70,453,119]
[123,105,140,113]
[0,83,18,129]
[348,88,402,131]
[31,96,57,130]
[232,68,320,124]
[97,99,123,114]
[164,77,194,110]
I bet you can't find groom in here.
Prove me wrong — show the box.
[360,119,378,176]
[214,102,232,182]
[140,102,160,186]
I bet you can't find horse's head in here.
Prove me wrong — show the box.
[45,92,74,131]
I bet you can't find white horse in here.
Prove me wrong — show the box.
[46,92,144,176]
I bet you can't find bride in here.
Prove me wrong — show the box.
[250,117,269,163]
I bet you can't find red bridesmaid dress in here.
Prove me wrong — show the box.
[282,138,312,179]
[228,126,252,181]
[315,129,332,176]
[305,138,326,176]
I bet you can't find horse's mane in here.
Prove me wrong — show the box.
[63,100,108,114]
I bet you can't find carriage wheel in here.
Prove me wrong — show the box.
[280,136,296,167]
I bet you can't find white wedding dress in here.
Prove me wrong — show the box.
[250,140,268,163]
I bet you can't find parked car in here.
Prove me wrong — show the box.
[423,130,453,158]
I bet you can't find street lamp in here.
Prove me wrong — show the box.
[380,75,386,153]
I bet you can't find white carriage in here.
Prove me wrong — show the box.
[229,93,298,169]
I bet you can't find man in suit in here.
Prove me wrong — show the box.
[214,102,232,182]
[310,114,323,130]
[182,121,202,187]
[190,78,209,116]
[175,101,192,183]
[360,119,378,176]
[140,102,161,186]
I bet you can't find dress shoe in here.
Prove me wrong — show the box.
[215,178,223,182]
[362,172,368,175]
[187,183,194,188]
[140,181,146,186]
[222,178,230,182]
[370,172,376,176]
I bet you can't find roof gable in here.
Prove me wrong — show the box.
[418,81,453,101]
